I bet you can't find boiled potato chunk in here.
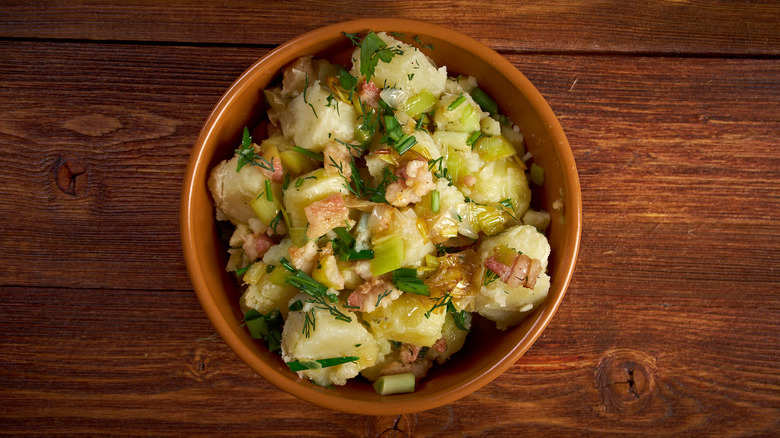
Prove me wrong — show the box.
[281,297,379,386]
[467,158,531,217]
[367,293,446,347]
[351,32,447,99]
[475,225,551,330]
[279,80,357,152]
[208,155,268,225]
[434,313,470,364]
[282,168,350,229]
[240,279,299,320]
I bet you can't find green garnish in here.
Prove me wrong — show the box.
[265,180,273,202]
[427,157,452,184]
[483,267,500,286]
[470,87,499,115]
[282,172,290,190]
[303,73,317,118]
[243,309,284,352]
[293,146,324,162]
[235,262,253,277]
[344,31,404,81]
[447,94,467,111]
[376,289,393,307]
[286,356,360,372]
[235,127,275,173]
[466,131,483,148]
[431,190,440,213]
[391,268,430,296]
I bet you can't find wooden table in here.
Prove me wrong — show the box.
[1,2,778,435]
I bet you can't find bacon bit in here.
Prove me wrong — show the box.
[346,277,402,313]
[323,141,352,180]
[242,233,274,261]
[484,253,543,289]
[289,240,319,274]
[432,337,447,354]
[384,159,436,207]
[260,156,284,183]
[304,193,351,239]
[380,358,433,381]
[463,174,477,187]
[358,80,381,109]
[399,344,422,364]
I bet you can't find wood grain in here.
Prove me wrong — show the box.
[1,1,779,56]
[0,29,778,435]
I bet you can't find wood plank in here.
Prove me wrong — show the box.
[0,284,777,434]
[0,0,779,56]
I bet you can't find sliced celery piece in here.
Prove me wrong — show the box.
[402,89,437,119]
[370,234,404,276]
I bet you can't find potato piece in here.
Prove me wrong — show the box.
[475,225,551,330]
[466,157,531,217]
[279,80,357,152]
[367,293,446,347]
[350,32,447,99]
[283,169,350,230]
[208,155,268,225]
[386,207,436,268]
[281,296,379,386]
[433,313,470,364]
[240,279,299,320]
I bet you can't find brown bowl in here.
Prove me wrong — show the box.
[181,18,581,415]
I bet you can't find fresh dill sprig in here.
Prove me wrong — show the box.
[235,127,275,173]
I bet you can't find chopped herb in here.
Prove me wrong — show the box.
[447,94,467,111]
[470,87,499,115]
[235,263,253,277]
[293,146,324,162]
[376,289,393,307]
[235,127,275,173]
[391,268,430,296]
[244,309,284,352]
[303,73,318,118]
[466,131,483,148]
[446,302,470,331]
[344,31,403,81]
[265,180,273,202]
[483,267,500,285]
[295,177,304,188]
[413,35,434,50]
[286,356,359,372]
[427,157,451,184]
[282,172,290,190]
[289,300,304,311]
[498,198,517,220]
[407,73,415,81]
[269,210,283,234]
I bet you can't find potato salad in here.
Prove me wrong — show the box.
[208,31,552,393]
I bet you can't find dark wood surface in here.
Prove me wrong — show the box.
[1,2,778,436]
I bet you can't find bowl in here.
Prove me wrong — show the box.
[181,18,581,415]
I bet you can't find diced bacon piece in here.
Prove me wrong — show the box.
[289,240,318,274]
[432,337,448,354]
[346,277,402,313]
[484,253,543,289]
[384,159,435,207]
[399,344,422,364]
[304,193,351,239]
[323,141,352,180]
[358,80,381,109]
[242,233,274,261]
[260,156,284,183]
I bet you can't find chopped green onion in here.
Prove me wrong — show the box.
[470,87,499,115]
[289,300,304,311]
[285,270,328,298]
[295,177,304,188]
[447,94,467,111]
[292,146,324,162]
[286,356,360,372]
[373,373,416,395]
[392,268,418,281]
[333,227,355,246]
[530,163,545,186]
[466,131,483,148]
[395,134,417,155]
[265,180,273,201]
[282,172,290,190]
[235,263,254,277]
[395,280,429,295]
[431,190,440,213]
[344,249,375,261]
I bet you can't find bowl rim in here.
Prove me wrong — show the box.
[181,18,581,415]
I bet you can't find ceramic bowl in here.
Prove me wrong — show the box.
[181,18,581,415]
